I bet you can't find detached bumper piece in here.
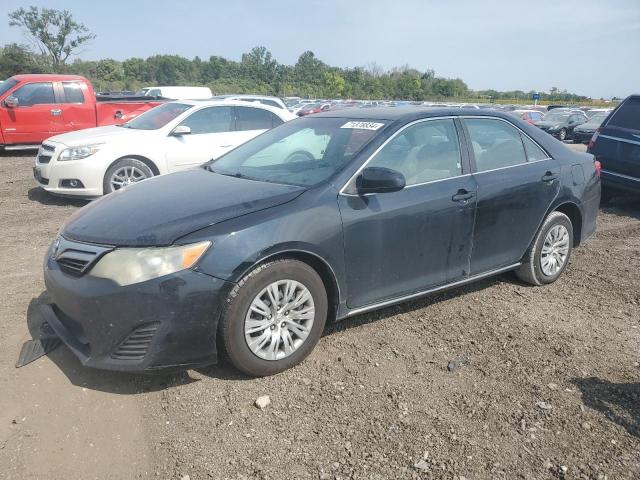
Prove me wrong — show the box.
[15,335,61,368]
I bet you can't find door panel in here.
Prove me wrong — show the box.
[164,106,237,171]
[59,81,95,132]
[470,159,560,273]
[165,132,239,171]
[0,82,62,144]
[338,118,477,308]
[463,116,561,274]
[339,176,477,308]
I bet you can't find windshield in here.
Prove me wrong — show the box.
[0,78,19,97]
[586,113,608,125]
[206,117,387,187]
[543,112,570,122]
[123,102,192,130]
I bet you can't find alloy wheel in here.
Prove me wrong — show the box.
[110,166,149,191]
[540,224,570,276]
[244,279,315,361]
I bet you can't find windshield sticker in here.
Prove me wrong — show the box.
[340,121,384,131]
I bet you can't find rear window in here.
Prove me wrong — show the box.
[236,106,282,130]
[608,97,640,131]
[62,82,85,103]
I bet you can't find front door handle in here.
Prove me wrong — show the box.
[50,108,62,116]
[541,171,559,182]
[452,189,476,202]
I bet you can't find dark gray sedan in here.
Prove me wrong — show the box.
[40,108,601,376]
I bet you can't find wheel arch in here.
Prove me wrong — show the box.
[242,250,341,323]
[107,154,161,176]
[552,201,583,246]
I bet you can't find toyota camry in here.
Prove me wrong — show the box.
[39,108,600,376]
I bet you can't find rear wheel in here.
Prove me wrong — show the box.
[103,158,154,195]
[219,259,328,376]
[516,211,573,286]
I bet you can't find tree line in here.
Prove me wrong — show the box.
[2,6,594,103]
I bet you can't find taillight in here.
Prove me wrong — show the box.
[594,159,602,177]
[587,127,601,151]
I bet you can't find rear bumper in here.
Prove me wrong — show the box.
[601,169,640,194]
[43,251,234,373]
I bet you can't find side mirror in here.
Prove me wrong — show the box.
[4,96,18,108]
[171,125,191,136]
[356,167,405,195]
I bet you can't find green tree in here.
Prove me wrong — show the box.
[0,43,45,77]
[323,71,346,98]
[8,6,95,67]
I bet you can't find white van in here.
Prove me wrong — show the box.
[136,86,212,99]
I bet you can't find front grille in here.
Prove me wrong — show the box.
[37,143,56,164]
[57,256,91,275]
[53,237,113,276]
[112,323,159,360]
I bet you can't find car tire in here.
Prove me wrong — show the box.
[103,158,154,195]
[219,259,328,377]
[558,128,567,141]
[516,211,573,286]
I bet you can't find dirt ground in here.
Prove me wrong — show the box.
[0,145,638,480]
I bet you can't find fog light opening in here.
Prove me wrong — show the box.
[60,179,85,189]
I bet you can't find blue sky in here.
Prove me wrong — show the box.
[1,0,638,98]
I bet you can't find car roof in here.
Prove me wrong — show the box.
[313,106,520,123]
[170,99,294,118]
[11,73,87,82]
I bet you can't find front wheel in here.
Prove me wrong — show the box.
[516,211,573,286]
[558,128,567,141]
[103,158,154,195]
[219,259,328,376]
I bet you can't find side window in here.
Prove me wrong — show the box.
[608,97,640,130]
[367,119,462,186]
[236,106,279,130]
[521,135,549,162]
[178,106,233,134]
[260,99,282,109]
[12,82,55,106]
[465,119,527,172]
[62,82,85,103]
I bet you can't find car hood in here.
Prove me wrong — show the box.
[62,169,306,246]
[47,125,155,147]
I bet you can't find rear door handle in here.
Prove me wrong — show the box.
[541,171,559,182]
[50,109,62,116]
[452,189,476,202]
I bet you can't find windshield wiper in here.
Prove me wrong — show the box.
[206,166,246,179]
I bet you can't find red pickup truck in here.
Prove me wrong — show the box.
[0,74,165,149]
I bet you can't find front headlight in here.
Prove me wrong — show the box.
[58,144,102,161]
[89,241,211,286]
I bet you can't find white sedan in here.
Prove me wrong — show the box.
[33,100,296,197]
